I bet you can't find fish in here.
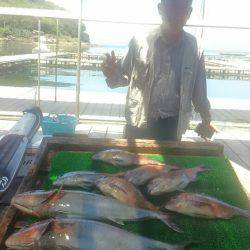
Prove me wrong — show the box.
[124,164,180,186]
[92,149,166,167]
[11,189,180,232]
[53,171,108,189]
[164,192,250,219]
[6,218,189,250]
[54,172,158,211]
[95,176,158,211]
[147,166,207,195]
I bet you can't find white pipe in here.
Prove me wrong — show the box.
[55,19,59,103]
[37,18,41,107]
[76,0,83,117]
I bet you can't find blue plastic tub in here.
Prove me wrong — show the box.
[41,115,78,135]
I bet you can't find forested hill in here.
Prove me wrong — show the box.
[0,0,90,42]
[0,0,61,9]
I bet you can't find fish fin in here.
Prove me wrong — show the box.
[158,213,182,233]
[237,209,250,217]
[176,189,186,192]
[108,217,125,226]
[57,184,64,193]
[41,188,63,204]
[34,219,54,241]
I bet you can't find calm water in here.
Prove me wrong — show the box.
[1,67,250,100]
[0,41,250,100]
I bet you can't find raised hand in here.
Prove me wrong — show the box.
[101,51,118,78]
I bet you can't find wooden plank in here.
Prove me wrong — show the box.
[238,111,250,123]
[221,110,235,123]
[109,104,114,117]
[88,124,108,139]
[0,98,22,112]
[46,137,224,156]
[216,139,246,167]
[230,161,250,199]
[87,126,93,136]
[119,104,125,118]
[84,103,95,116]
[211,109,228,122]
[228,110,247,123]
[61,102,73,114]
[40,101,54,114]
[240,140,250,151]
[76,124,92,135]
[219,139,250,170]
[110,104,120,118]
[106,124,124,139]
[80,102,88,115]
[102,103,112,117]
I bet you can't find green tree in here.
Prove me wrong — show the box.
[0,0,90,42]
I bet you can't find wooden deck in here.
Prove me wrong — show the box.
[1,97,250,125]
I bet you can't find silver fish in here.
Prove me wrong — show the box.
[53,171,108,189]
[165,192,250,219]
[92,149,166,167]
[6,219,188,250]
[148,166,207,195]
[12,190,180,232]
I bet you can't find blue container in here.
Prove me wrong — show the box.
[41,115,78,135]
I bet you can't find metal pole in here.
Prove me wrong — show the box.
[76,0,83,117]
[55,18,59,102]
[201,0,206,38]
[37,18,41,107]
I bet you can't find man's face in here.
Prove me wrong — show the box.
[158,0,192,31]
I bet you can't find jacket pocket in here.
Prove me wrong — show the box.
[132,58,149,88]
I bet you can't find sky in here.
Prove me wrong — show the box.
[49,0,250,52]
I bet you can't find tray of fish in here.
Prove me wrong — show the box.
[0,137,249,250]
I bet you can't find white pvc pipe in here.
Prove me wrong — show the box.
[37,18,41,107]
[76,0,83,117]
[55,19,59,103]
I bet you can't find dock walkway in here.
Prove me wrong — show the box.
[1,97,250,125]
[0,52,65,70]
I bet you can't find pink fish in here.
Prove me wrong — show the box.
[165,192,250,219]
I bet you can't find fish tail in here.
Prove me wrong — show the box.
[158,213,182,233]
[144,201,159,212]
[237,208,250,217]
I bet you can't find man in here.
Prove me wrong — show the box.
[102,0,211,141]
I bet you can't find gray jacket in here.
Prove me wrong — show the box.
[107,27,210,140]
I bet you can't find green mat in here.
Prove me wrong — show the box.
[42,151,250,250]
